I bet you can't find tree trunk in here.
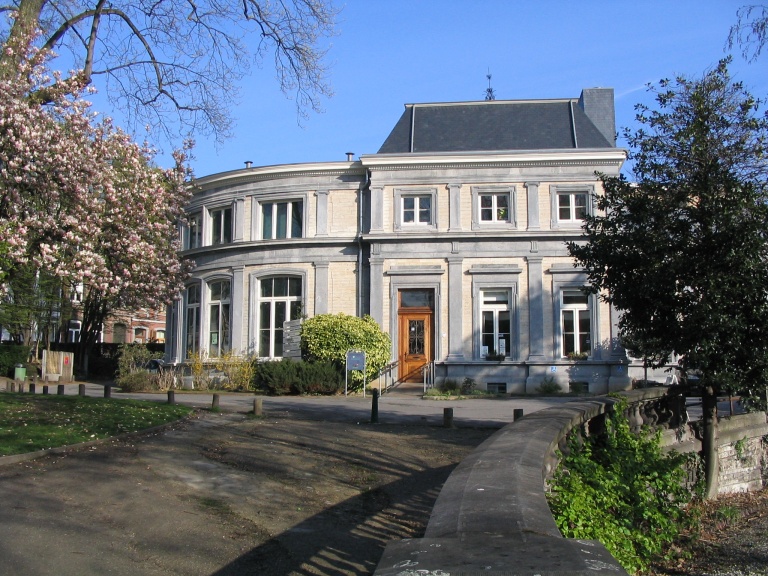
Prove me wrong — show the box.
[702,384,720,499]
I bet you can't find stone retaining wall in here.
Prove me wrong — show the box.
[374,388,768,575]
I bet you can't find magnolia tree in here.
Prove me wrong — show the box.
[0,30,192,374]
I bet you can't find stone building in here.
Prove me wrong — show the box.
[165,88,634,393]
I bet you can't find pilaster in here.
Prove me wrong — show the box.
[231,266,244,353]
[447,256,464,360]
[526,256,546,360]
[315,189,330,236]
[448,182,462,232]
[525,182,540,231]
[314,261,330,314]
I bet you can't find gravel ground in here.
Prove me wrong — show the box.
[0,410,494,576]
[651,489,768,576]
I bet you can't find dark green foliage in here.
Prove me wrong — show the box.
[0,344,30,377]
[568,60,768,408]
[253,358,343,395]
[547,400,695,573]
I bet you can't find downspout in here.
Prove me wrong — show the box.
[569,100,579,148]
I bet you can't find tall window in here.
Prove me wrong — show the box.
[481,291,511,358]
[185,284,201,356]
[402,195,432,225]
[258,276,302,358]
[262,200,303,239]
[210,206,232,245]
[480,193,510,223]
[134,327,147,343]
[557,191,588,223]
[187,212,202,249]
[561,289,591,358]
[208,280,231,357]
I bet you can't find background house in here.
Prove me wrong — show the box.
[166,88,635,393]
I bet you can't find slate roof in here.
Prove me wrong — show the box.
[377,98,615,154]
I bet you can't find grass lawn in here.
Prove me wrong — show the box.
[0,393,193,456]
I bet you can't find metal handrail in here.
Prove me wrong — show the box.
[376,360,400,394]
[422,361,435,393]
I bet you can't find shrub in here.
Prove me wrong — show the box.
[293,361,343,395]
[253,358,343,395]
[547,399,695,573]
[301,313,391,391]
[440,378,460,393]
[460,377,477,395]
[115,344,162,390]
[116,371,161,392]
[214,350,256,391]
[536,376,561,395]
[0,344,31,377]
[254,359,297,395]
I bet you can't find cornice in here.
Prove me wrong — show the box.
[191,161,366,191]
[360,149,626,172]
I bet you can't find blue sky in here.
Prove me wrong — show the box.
[156,1,768,177]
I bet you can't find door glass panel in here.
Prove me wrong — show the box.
[408,320,425,355]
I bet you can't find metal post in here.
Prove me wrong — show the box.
[167,390,175,404]
[371,389,379,423]
[443,407,454,428]
[103,385,111,398]
[79,384,85,396]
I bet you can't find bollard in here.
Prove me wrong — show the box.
[57,384,65,395]
[443,407,454,428]
[42,385,49,395]
[79,384,86,397]
[371,389,379,424]
[212,393,220,409]
[167,390,175,405]
[513,408,524,421]
[253,398,263,416]
[29,383,36,394]
[104,385,111,398]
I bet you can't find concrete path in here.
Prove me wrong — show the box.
[30,381,580,428]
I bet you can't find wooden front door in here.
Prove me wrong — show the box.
[398,310,432,382]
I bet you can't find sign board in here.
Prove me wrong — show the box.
[345,350,367,397]
[346,351,366,371]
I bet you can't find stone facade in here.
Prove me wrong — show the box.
[166,89,641,393]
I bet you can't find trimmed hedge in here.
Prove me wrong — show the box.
[253,358,343,395]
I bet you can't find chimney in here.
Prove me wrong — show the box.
[346,152,355,161]
[244,160,253,169]
[578,88,616,146]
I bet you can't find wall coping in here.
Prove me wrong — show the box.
[374,394,638,575]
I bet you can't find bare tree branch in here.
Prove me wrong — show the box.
[728,4,768,62]
[1,0,339,143]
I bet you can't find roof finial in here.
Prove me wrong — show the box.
[485,69,496,101]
